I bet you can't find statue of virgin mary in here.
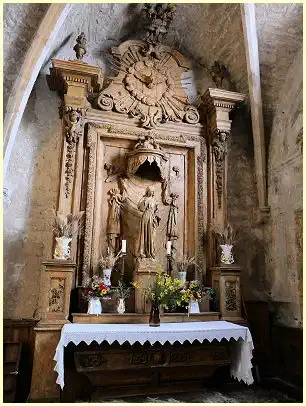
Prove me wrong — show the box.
[137,187,160,259]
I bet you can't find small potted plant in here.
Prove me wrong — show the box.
[112,281,133,314]
[83,275,112,315]
[99,250,123,287]
[53,211,84,260]
[215,223,236,265]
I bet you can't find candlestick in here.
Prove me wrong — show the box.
[122,239,126,253]
[166,240,171,255]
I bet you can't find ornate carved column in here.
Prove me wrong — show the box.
[202,88,246,322]
[47,58,102,263]
[48,59,103,214]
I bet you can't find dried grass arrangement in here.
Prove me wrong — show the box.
[53,211,84,238]
[215,223,236,245]
[99,250,123,269]
[177,255,198,273]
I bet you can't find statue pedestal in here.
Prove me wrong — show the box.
[210,265,245,322]
[134,258,157,314]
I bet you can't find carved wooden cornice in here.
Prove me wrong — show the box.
[47,59,103,108]
[201,88,246,134]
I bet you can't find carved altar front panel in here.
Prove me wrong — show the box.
[81,117,207,285]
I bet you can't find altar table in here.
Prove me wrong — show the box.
[54,321,254,390]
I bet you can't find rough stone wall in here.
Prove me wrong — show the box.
[227,110,267,302]
[4,3,49,115]
[4,75,62,319]
[264,48,303,328]
[255,4,303,139]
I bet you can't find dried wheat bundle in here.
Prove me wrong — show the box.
[53,211,84,238]
[99,250,123,269]
[214,223,236,245]
[177,254,197,273]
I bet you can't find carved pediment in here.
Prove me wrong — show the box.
[97,40,199,129]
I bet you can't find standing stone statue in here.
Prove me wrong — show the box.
[167,192,179,240]
[137,187,160,259]
[107,188,124,253]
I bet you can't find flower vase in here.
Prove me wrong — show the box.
[117,298,125,315]
[103,268,112,286]
[189,299,200,314]
[54,236,72,260]
[87,297,102,315]
[178,271,187,283]
[220,244,234,265]
[149,303,160,327]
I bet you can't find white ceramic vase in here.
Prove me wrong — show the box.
[87,297,102,315]
[54,236,72,260]
[220,244,234,265]
[117,298,125,315]
[189,299,200,314]
[178,271,187,283]
[103,268,112,286]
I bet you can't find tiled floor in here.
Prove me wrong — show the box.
[87,386,298,403]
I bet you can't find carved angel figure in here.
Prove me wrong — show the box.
[212,131,228,162]
[137,187,160,259]
[167,192,179,240]
[107,188,124,253]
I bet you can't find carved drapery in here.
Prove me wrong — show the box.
[126,136,169,180]
[97,40,199,129]
[212,129,230,208]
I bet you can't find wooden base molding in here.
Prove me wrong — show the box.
[72,312,220,324]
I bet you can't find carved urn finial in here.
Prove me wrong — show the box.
[73,32,87,60]
[143,3,176,45]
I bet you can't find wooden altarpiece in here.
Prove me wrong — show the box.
[30,26,246,401]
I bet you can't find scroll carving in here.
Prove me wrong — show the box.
[97,39,199,129]
[212,130,229,208]
[62,106,86,197]
[48,277,65,313]
[76,352,106,369]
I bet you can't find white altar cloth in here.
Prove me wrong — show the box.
[54,321,254,389]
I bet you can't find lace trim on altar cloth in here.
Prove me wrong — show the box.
[53,321,254,389]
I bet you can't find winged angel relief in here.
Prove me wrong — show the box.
[97,40,200,129]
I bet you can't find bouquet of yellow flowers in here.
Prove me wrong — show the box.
[141,270,186,311]
[181,280,215,303]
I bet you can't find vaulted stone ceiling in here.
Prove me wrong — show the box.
[4,3,302,138]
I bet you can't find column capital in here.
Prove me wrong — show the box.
[47,59,103,109]
[201,88,246,134]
